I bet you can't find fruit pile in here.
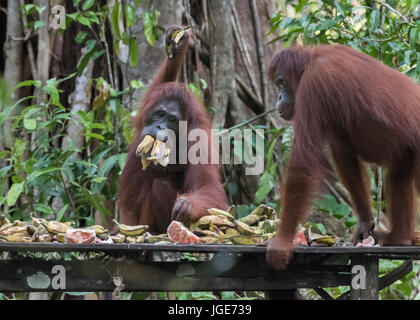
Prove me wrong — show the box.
[108,205,281,245]
[5,209,419,247]
[0,215,109,244]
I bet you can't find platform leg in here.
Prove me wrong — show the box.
[350,256,379,300]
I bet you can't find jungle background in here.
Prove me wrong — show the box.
[1,0,420,300]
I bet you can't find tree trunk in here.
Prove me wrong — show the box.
[36,0,50,93]
[123,0,183,108]
[2,0,23,149]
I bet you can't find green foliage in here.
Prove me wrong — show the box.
[379,261,420,300]
[1,77,133,226]
[143,10,163,46]
[269,0,420,82]
[315,195,357,228]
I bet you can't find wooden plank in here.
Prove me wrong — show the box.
[0,255,351,293]
[2,242,420,256]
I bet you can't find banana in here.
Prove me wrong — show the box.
[199,236,218,244]
[32,217,47,227]
[126,236,137,244]
[138,138,171,169]
[145,234,171,244]
[207,208,235,221]
[141,159,151,171]
[147,140,166,161]
[113,219,149,236]
[46,221,71,235]
[2,235,32,243]
[0,215,10,227]
[33,233,52,243]
[192,229,219,238]
[231,235,265,246]
[136,135,155,156]
[53,233,66,243]
[227,205,237,218]
[224,228,241,237]
[0,225,29,236]
[250,205,277,220]
[234,220,262,236]
[238,214,260,226]
[259,219,279,234]
[166,27,191,59]
[111,233,126,244]
[191,215,235,230]
[86,225,108,236]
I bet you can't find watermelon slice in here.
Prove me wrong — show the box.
[168,221,200,244]
[293,229,308,246]
[65,229,96,244]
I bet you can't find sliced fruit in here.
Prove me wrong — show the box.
[168,221,200,244]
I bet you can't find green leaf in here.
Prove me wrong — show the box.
[7,182,24,207]
[129,37,139,67]
[75,31,88,43]
[23,118,37,130]
[91,177,107,183]
[369,9,380,33]
[56,204,69,222]
[255,166,276,204]
[77,14,92,27]
[34,20,46,32]
[14,80,42,91]
[35,204,54,215]
[130,80,144,89]
[125,4,136,27]
[29,167,61,181]
[142,11,159,46]
[111,2,122,39]
[43,79,64,108]
[117,153,127,170]
[189,83,203,101]
[316,223,327,235]
[77,43,102,76]
[82,0,95,10]
[85,132,105,141]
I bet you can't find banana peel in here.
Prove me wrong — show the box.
[190,215,235,230]
[136,135,155,156]
[238,214,260,226]
[145,234,171,244]
[0,215,10,227]
[137,136,171,170]
[113,219,149,236]
[231,235,265,245]
[45,221,71,235]
[166,27,191,59]
[234,220,262,236]
[227,205,237,219]
[308,227,336,246]
[1,235,32,243]
[111,233,126,244]
[207,208,235,221]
